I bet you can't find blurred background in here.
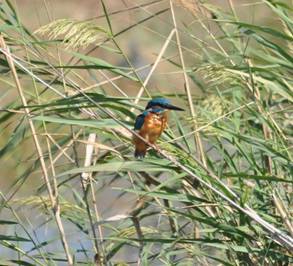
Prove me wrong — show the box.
[0,0,292,265]
[1,0,284,188]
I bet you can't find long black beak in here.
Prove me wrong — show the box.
[164,103,184,111]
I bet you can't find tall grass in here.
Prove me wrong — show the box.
[0,0,292,265]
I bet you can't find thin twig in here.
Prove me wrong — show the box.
[0,35,73,265]
[46,134,75,163]
[2,34,293,251]
[64,76,293,250]
[169,0,207,167]
[81,133,106,265]
[132,28,176,108]
[164,101,255,143]
[94,0,164,20]
[273,193,293,237]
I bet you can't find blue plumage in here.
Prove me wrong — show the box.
[146,98,184,111]
[134,111,147,130]
[146,98,171,109]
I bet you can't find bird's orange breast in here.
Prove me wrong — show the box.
[138,112,167,143]
[133,112,168,148]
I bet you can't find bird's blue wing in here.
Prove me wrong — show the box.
[134,113,146,130]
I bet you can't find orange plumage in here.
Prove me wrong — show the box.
[133,98,184,159]
[133,111,167,159]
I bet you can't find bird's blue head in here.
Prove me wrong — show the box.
[146,98,184,111]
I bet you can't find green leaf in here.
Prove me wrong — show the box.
[32,115,126,129]
[0,220,18,225]
[226,21,293,41]
[9,260,36,266]
[0,235,31,242]
[0,118,26,159]
[117,188,211,203]
[57,160,176,177]
[223,173,293,183]
[67,51,139,81]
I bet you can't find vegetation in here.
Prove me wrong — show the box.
[0,0,292,265]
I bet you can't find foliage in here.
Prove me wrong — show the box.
[0,0,292,265]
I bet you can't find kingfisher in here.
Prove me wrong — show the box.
[133,98,184,159]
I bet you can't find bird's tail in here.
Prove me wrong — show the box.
[133,134,148,159]
[134,147,147,159]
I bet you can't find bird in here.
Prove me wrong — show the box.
[133,98,184,159]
